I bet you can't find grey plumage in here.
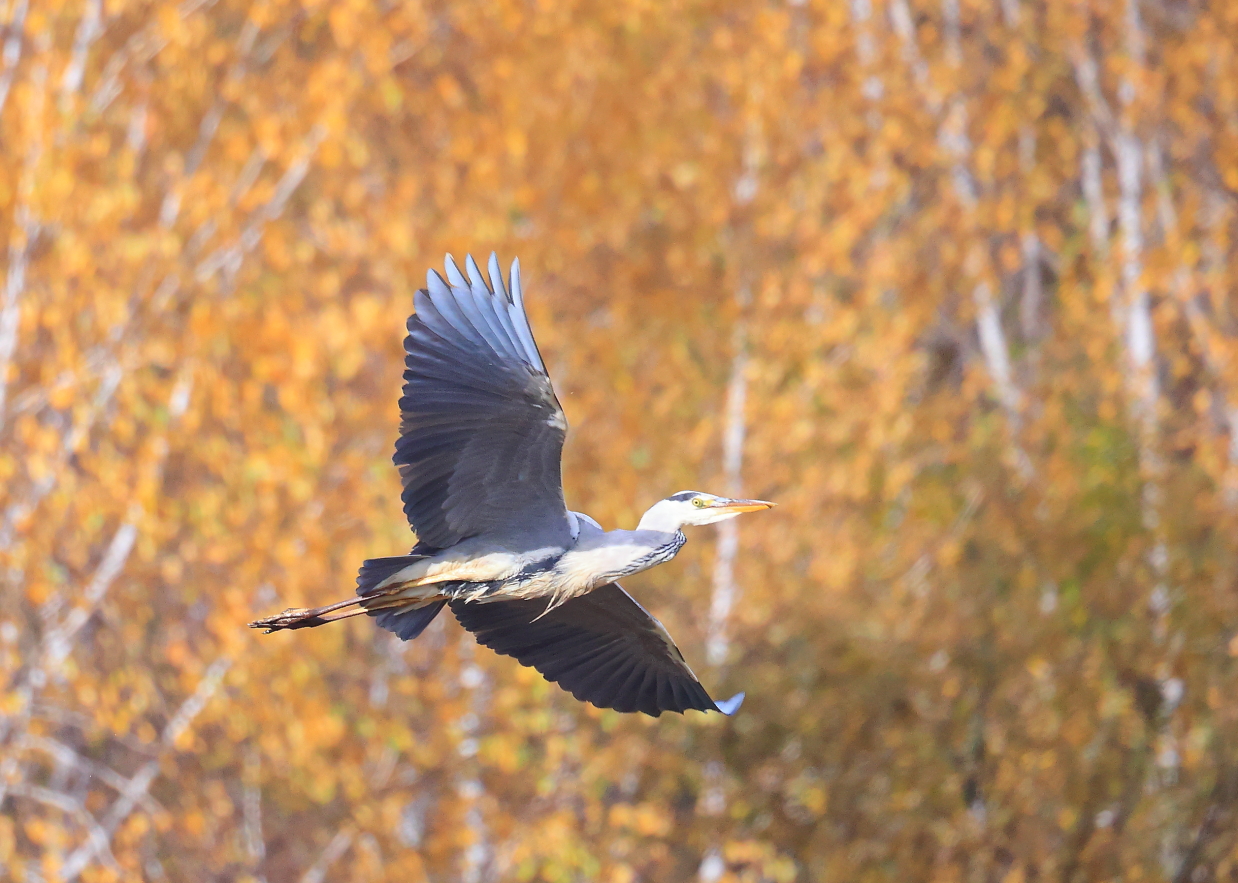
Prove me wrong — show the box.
[397,257,568,548]
[451,584,714,716]
[251,254,773,717]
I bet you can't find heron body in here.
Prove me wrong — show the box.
[356,526,684,605]
[251,254,773,717]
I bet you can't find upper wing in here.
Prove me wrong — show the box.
[397,254,571,548]
[450,583,744,717]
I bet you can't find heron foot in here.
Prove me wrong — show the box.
[249,607,314,633]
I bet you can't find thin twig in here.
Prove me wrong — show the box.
[0,359,122,551]
[6,781,122,873]
[1173,801,1224,883]
[59,656,233,881]
[18,734,164,814]
[941,96,1032,477]
[0,203,33,430]
[43,521,138,668]
[242,744,266,871]
[0,0,28,116]
[59,0,102,101]
[0,520,137,810]
[194,124,327,285]
[0,39,47,429]
[159,20,260,228]
[299,827,355,883]
[88,0,214,114]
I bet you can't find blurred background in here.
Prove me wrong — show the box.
[1,0,1237,880]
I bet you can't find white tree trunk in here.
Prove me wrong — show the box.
[707,318,749,667]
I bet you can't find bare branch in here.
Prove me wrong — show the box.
[1173,799,1226,883]
[159,20,260,229]
[242,745,266,873]
[940,99,1031,476]
[7,782,121,873]
[59,0,103,101]
[0,42,47,432]
[942,0,961,66]
[300,828,355,883]
[88,0,214,114]
[0,359,122,552]
[18,734,164,814]
[1081,135,1110,258]
[1112,18,1159,463]
[59,656,233,882]
[43,521,138,668]
[974,282,1021,421]
[849,0,883,111]
[28,703,159,758]
[0,0,27,116]
[231,145,268,206]
[0,203,33,430]
[707,306,749,667]
[888,0,938,111]
[126,97,147,154]
[940,101,978,209]
[194,124,327,286]
[0,519,138,812]
[1072,50,1117,142]
[90,31,166,114]
[1020,232,1043,341]
[1018,127,1042,342]
[452,637,492,883]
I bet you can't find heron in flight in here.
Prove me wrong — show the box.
[251,254,773,717]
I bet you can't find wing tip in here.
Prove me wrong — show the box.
[464,253,484,289]
[441,252,516,300]
[510,257,523,303]
[425,268,448,296]
[714,692,745,716]
[443,253,468,287]
[487,252,509,301]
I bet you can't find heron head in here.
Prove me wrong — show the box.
[637,491,775,531]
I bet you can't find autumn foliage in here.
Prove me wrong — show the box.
[2,0,1238,880]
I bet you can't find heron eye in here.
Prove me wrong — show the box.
[692,498,705,508]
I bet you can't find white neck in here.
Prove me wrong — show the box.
[636,499,686,533]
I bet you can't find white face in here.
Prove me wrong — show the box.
[641,491,776,530]
[681,492,743,526]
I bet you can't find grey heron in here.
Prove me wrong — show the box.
[251,254,773,717]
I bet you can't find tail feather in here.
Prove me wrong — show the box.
[371,600,447,641]
[356,554,427,595]
[251,552,438,635]
[359,553,445,640]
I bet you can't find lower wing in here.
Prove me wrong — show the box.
[450,582,743,717]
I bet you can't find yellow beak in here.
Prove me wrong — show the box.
[709,498,776,514]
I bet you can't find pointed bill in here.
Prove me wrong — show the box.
[706,498,775,514]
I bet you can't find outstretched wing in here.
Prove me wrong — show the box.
[451,583,744,717]
[397,254,571,548]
